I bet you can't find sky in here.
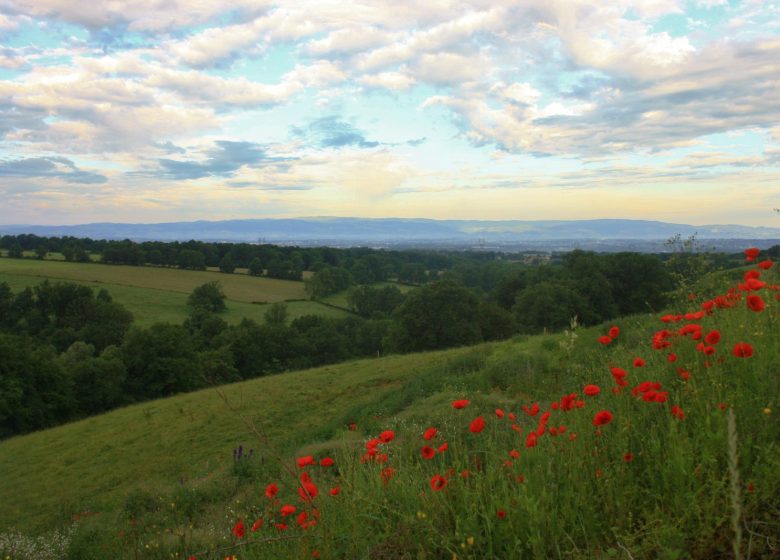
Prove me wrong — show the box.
[0,0,779,227]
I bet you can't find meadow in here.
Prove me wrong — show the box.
[0,258,347,326]
[0,250,778,559]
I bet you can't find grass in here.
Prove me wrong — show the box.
[1,259,779,558]
[0,259,346,326]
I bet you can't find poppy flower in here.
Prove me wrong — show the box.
[329,486,340,496]
[297,456,315,468]
[421,446,436,460]
[298,481,318,502]
[732,342,754,358]
[592,410,613,426]
[496,509,506,519]
[608,326,620,339]
[251,519,263,532]
[584,384,601,396]
[265,483,279,499]
[232,520,245,539]
[757,259,773,270]
[667,353,677,363]
[525,432,538,448]
[633,357,645,368]
[623,453,634,463]
[380,467,396,486]
[379,430,395,443]
[320,457,335,467]
[509,449,520,459]
[423,427,437,440]
[280,505,297,517]
[747,294,765,312]
[598,335,612,345]
[705,330,720,345]
[430,474,447,491]
[452,399,470,409]
[745,247,760,261]
[469,416,486,433]
[522,403,540,417]
[438,442,449,453]
[495,408,505,419]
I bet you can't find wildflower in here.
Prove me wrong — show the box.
[744,247,760,261]
[280,504,297,517]
[496,509,506,519]
[430,474,448,491]
[598,335,612,345]
[671,405,685,420]
[329,487,340,496]
[265,483,279,499]
[717,403,728,411]
[298,481,318,502]
[633,357,645,368]
[438,442,449,453]
[705,330,721,345]
[747,294,765,312]
[495,408,505,419]
[623,453,634,463]
[522,402,540,417]
[609,326,620,339]
[423,427,437,440]
[667,353,677,363]
[452,399,470,409]
[232,520,245,539]
[525,432,538,448]
[421,446,436,460]
[584,384,601,396]
[380,467,396,486]
[379,430,395,443]
[251,519,263,532]
[469,416,486,434]
[297,456,315,468]
[275,523,288,531]
[732,342,754,358]
[461,469,470,478]
[763,407,771,415]
[320,457,335,467]
[757,259,773,270]
[509,449,520,459]
[592,410,613,426]
[348,422,357,431]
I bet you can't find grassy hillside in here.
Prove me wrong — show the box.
[0,258,778,559]
[0,258,348,326]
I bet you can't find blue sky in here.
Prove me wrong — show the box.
[0,0,779,226]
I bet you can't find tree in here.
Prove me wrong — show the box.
[8,243,23,258]
[187,281,226,313]
[305,266,352,299]
[264,302,289,326]
[35,246,48,260]
[248,257,264,276]
[219,254,236,274]
[389,280,482,352]
[177,249,206,270]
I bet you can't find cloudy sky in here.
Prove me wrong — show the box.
[1,0,779,226]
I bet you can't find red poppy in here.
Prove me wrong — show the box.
[495,408,505,419]
[705,330,721,345]
[469,416,486,434]
[623,453,634,463]
[496,509,506,519]
[671,405,685,420]
[584,384,600,396]
[667,353,677,363]
[633,357,645,368]
[423,427,437,440]
[592,410,613,426]
[522,402,540,417]
[438,441,449,453]
[608,326,620,339]
[298,481,318,502]
[380,467,396,486]
[757,259,773,270]
[452,399,470,409]
[732,342,754,358]
[525,432,538,448]
[747,294,765,312]
[280,504,297,517]
[430,474,447,491]
[509,449,520,459]
[598,335,612,345]
[232,520,245,539]
[251,519,263,532]
[379,430,395,443]
[320,457,335,467]
[421,446,436,460]
[265,483,279,499]
[297,456,315,468]
[329,486,340,496]
[744,247,760,261]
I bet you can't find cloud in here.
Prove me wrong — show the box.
[153,140,289,180]
[293,116,380,149]
[0,156,107,183]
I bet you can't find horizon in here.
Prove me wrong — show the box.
[1,2,779,227]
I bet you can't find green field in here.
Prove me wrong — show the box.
[0,258,346,326]
[0,264,778,558]
[319,280,415,308]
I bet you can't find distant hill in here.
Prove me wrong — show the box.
[2,217,779,251]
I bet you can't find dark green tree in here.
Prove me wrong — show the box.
[187,281,226,313]
[219,254,236,274]
[248,257,264,276]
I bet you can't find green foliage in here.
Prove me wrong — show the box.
[305,265,352,299]
[218,254,235,274]
[176,249,206,270]
[264,302,288,326]
[247,257,264,276]
[187,281,226,314]
[346,284,405,318]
